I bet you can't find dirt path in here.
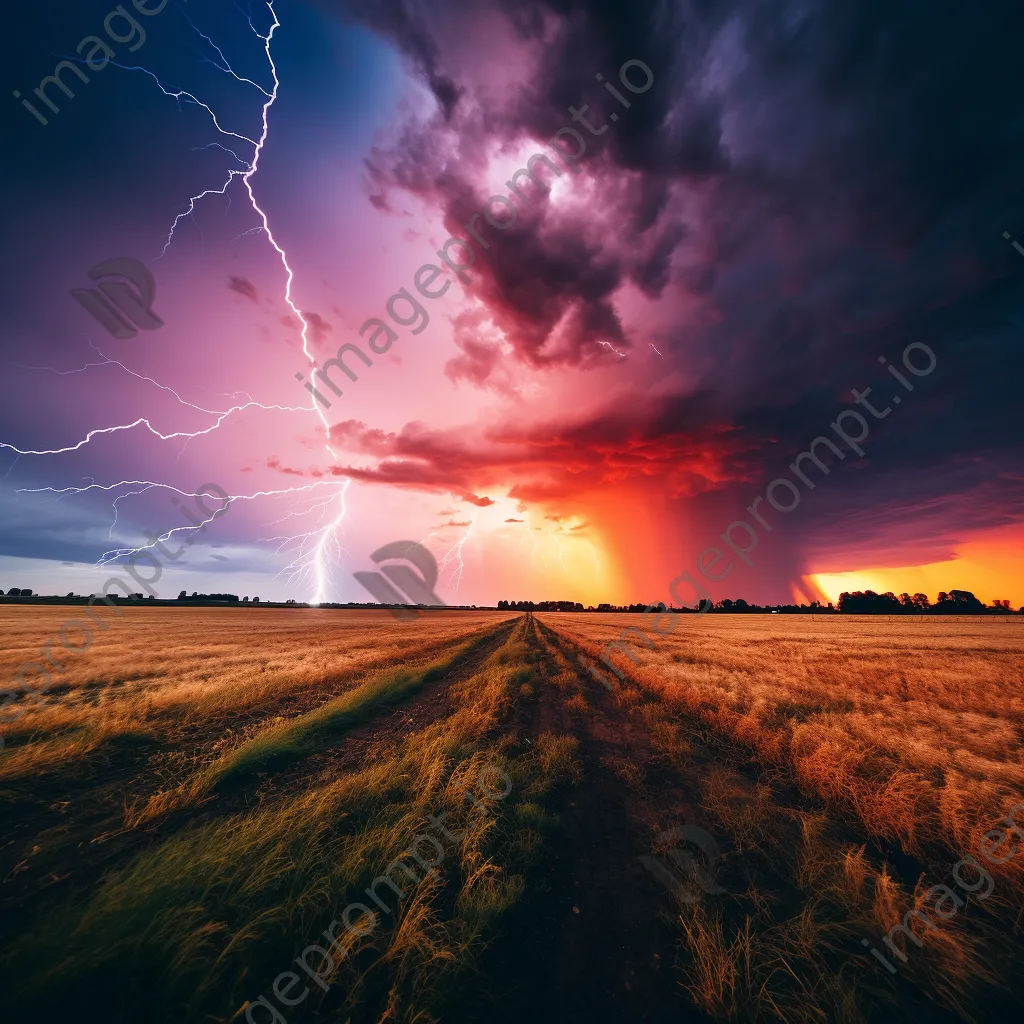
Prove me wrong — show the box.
[480,614,718,1023]
[509,616,973,1024]
[246,616,520,801]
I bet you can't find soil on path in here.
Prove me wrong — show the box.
[481,613,718,1024]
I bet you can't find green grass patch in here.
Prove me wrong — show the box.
[199,630,500,790]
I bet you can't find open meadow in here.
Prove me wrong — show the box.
[1,607,1022,1023]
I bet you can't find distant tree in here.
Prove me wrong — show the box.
[992,599,1012,612]
[838,590,902,614]
[243,596,249,602]
[933,589,985,613]
[66,592,75,599]
[178,591,188,600]
[912,593,931,611]
[20,588,32,597]
[5,588,20,596]
[253,596,260,603]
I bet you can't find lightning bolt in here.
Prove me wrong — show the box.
[143,0,347,601]
[19,479,353,583]
[597,341,628,358]
[0,400,312,457]
[14,339,302,419]
[258,478,352,599]
[6,2,353,602]
[438,514,477,591]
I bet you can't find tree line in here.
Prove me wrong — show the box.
[497,590,1017,614]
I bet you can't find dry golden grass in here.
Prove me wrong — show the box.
[2,614,578,1024]
[0,606,512,779]
[544,613,1024,861]
[544,611,1024,1022]
[5,606,1023,1023]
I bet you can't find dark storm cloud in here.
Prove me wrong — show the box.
[328,0,462,118]
[329,0,696,367]
[324,0,1024,581]
[318,396,754,505]
[325,0,1024,370]
[228,276,261,304]
[302,311,333,348]
[444,309,510,390]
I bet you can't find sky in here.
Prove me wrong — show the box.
[1,0,1023,608]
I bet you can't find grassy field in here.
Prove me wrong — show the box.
[1,608,1022,1023]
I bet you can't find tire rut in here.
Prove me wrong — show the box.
[484,614,715,1024]
[535,617,972,1024]
[244,616,520,804]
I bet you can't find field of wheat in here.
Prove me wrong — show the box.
[550,614,1024,856]
[0,606,510,779]
[547,612,1024,1020]
[1,607,1021,1024]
